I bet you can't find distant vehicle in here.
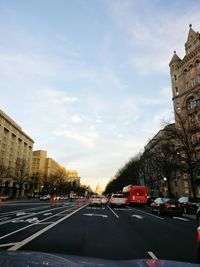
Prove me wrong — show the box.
[109,194,127,208]
[89,195,102,206]
[0,195,9,201]
[151,197,183,216]
[178,196,200,214]
[122,185,147,205]
[196,206,200,262]
[40,194,50,201]
[101,195,108,205]
[147,195,157,206]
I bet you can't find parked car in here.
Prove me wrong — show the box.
[178,196,200,214]
[101,195,108,205]
[40,194,51,201]
[196,207,200,263]
[109,194,127,208]
[89,195,102,206]
[1,195,9,201]
[151,197,183,216]
[147,195,157,206]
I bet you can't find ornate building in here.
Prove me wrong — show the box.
[169,24,200,196]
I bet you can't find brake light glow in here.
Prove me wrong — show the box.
[197,227,200,243]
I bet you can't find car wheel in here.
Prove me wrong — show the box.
[157,208,161,216]
[184,207,187,214]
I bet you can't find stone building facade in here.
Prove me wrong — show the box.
[0,109,34,197]
[169,25,200,196]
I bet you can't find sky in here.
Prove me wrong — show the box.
[0,0,200,191]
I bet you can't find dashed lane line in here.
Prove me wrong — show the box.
[0,205,73,226]
[7,204,87,251]
[107,206,119,218]
[173,217,190,222]
[147,251,158,259]
[0,206,76,240]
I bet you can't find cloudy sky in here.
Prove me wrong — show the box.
[0,0,200,191]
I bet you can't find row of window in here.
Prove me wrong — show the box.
[175,75,200,95]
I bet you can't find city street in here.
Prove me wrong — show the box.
[0,200,198,263]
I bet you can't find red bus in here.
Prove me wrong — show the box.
[122,185,147,205]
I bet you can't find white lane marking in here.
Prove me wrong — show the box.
[108,206,119,218]
[12,220,25,223]
[0,206,66,226]
[148,251,158,259]
[16,212,26,216]
[130,208,164,220]
[26,218,39,223]
[131,215,143,219]
[0,243,18,248]
[0,207,75,240]
[0,217,10,221]
[8,204,87,251]
[43,213,52,216]
[173,217,190,222]
[83,213,108,218]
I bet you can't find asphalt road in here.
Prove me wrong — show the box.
[0,200,198,263]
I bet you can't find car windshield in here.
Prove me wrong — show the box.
[1,1,200,266]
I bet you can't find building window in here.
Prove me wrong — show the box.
[177,107,181,113]
[174,75,177,82]
[175,87,179,95]
[185,82,189,91]
[183,69,188,77]
[189,64,193,72]
[195,60,200,69]
[187,96,197,109]
[191,78,196,87]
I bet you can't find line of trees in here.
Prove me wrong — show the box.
[0,158,87,199]
[104,114,200,197]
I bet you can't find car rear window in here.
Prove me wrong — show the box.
[112,195,124,198]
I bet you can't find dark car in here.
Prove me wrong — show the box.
[178,197,200,214]
[151,197,183,216]
[147,195,157,206]
[196,207,200,263]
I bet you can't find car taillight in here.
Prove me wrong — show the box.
[197,227,200,243]
[188,201,192,206]
[160,203,170,208]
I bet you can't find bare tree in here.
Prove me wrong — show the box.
[14,158,30,198]
[165,114,200,198]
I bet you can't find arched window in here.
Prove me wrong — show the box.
[183,69,188,77]
[187,96,197,109]
[195,59,200,69]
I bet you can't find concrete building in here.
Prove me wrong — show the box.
[0,109,34,197]
[66,170,80,187]
[169,24,200,196]
[31,150,80,194]
[144,124,188,197]
[32,150,61,178]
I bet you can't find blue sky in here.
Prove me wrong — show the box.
[1,0,200,191]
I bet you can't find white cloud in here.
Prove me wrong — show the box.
[110,1,200,74]
[71,115,81,123]
[53,130,99,149]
